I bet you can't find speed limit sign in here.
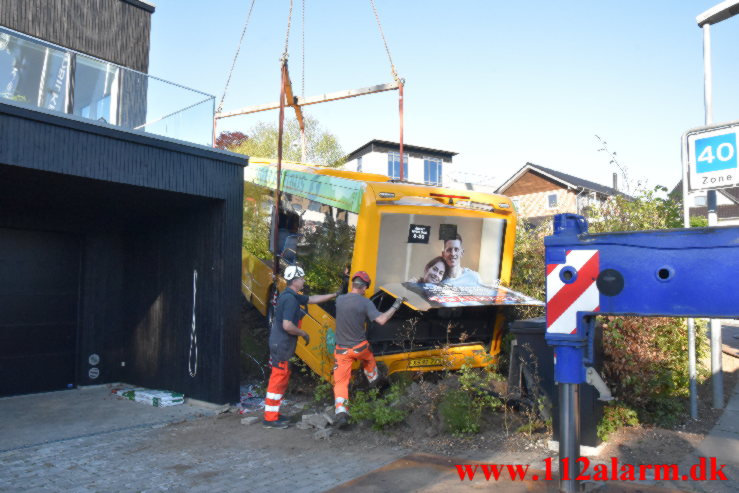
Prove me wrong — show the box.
[686,123,739,191]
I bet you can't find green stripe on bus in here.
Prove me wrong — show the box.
[245,164,365,213]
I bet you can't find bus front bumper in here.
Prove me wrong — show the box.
[376,344,496,375]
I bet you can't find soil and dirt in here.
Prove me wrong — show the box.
[238,302,738,466]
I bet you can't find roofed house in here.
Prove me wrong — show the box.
[343,139,456,186]
[671,181,739,226]
[495,163,621,225]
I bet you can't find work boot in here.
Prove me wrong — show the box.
[262,416,290,429]
[368,362,389,389]
[334,411,349,429]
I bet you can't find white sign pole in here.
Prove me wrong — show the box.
[681,131,698,419]
[702,21,725,410]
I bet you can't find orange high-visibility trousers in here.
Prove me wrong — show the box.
[264,359,290,421]
[333,341,378,414]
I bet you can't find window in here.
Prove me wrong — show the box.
[357,156,362,173]
[280,193,357,296]
[387,152,407,180]
[694,195,707,207]
[73,55,120,124]
[547,193,558,209]
[423,158,443,186]
[0,30,71,112]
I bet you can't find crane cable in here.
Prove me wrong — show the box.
[369,0,405,180]
[217,0,258,114]
[301,0,306,98]
[282,0,294,62]
[369,0,401,82]
[300,0,307,160]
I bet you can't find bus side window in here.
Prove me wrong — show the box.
[270,201,301,259]
[296,199,357,295]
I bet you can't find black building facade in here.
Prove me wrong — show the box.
[0,0,154,72]
[0,0,246,403]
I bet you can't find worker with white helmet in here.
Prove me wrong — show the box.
[263,265,337,428]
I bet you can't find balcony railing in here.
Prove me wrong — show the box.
[0,26,214,147]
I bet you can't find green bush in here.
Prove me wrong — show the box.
[509,221,549,320]
[439,365,502,436]
[598,403,639,441]
[312,381,333,405]
[242,182,271,260]
[351,383,408,430]
[601,316,708,426]
[440,389,482,435]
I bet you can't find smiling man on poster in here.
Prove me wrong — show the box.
[440,234,482,287]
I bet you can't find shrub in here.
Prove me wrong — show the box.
[600,316,708,426]
[509,220,549,320]
[598,403,639,441]
[351,383,408,430]
[440,389,482,435]
[312,381,333,405]
[439,365,502,436]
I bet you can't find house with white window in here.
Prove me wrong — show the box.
[342,139,456,186]
[496,163,623,226]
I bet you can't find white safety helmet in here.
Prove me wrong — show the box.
[284,265,305,281]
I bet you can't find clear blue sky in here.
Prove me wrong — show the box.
[149,1,739,191]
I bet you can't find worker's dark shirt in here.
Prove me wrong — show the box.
[335,292,381,347]
[269,287,309,362]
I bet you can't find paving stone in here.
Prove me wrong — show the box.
[314,428,334,440]
[0,415,402,492]
[302,412,330,429]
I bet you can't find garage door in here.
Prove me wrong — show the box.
[0,228,80,397]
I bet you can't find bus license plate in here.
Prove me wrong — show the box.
[409,357,444,368]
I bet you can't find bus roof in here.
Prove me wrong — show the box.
[245,158,513,214]
[248,158,391,183]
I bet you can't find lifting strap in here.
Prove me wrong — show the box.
[273,60,289,281]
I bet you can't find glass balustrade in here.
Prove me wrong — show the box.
[0,27,214,147]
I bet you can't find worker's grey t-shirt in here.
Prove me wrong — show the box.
[335,292,382,347]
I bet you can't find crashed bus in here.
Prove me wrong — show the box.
[241,159,541,380]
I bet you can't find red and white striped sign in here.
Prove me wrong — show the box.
[546,250,600,334]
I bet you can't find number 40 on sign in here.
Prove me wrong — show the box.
[687,126,739,191]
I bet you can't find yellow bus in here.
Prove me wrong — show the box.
[241,159,541,380]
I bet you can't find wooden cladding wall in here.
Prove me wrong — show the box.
[0,103,245,199]
[503,170,562,196]
[122,202,241,403]
[1,0,153,72]
[0,105,244,403]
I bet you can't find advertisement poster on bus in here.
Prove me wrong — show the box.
[375,213,543,310]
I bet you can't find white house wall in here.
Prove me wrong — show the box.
[344,152,445,186]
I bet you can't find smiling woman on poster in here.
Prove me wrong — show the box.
[440,234,482,286]
[419,256,447,284]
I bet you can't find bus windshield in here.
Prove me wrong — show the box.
[375,211,541,310]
